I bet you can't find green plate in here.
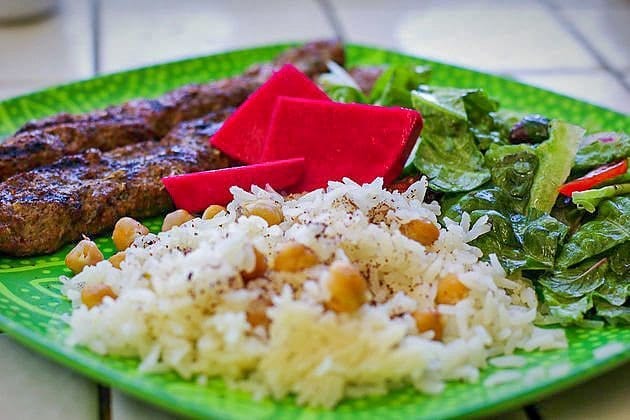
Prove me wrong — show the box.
[0,44,628,419]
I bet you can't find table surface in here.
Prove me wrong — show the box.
[0,0,628,419]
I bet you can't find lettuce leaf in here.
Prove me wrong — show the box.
[443,188,519,220]
[539,287,594,326]
[484,109,524,149]
[369,65,431,108]
[595,271,628,306]
[508,115,550,144]
[444,189,568,273]
[411,85,498,124]
[520,214,569,269]
[411,88,491,192]
[574,132,630,172]
[460,89,499,128]
[485,143,538,208]
[318,61,368,103]
[602,168,630,186]
[541,230,629,326]
[411,86,469,120]
[557,196,630,268]
[321,63,432,106]
[609,240,630,277]
[467,211,533,273]
[594,299,630,326]
[572,183,630,213]
[539,252,628,327]
[325,85,367,103]
[539,257,608,298]
[550,196,584,236]
[527,121,585,215]
[413,133,490,192]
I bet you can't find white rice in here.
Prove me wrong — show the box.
[62,177,566,408]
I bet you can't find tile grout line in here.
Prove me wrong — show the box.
[524,404,544,420]
[315,0,346,43]
[500,66,603,76]
[98,385,111,420]
[91,0,101,75]
[539,0,630,93]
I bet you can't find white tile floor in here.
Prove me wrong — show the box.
[0,335,99,420]
[536,365,630,420]
[334,0,599,71]
[559,7,630,72]
[111,390,174,420]
[0,0,629,418]
[99,0,334,73]
[546,0,630,10]
[514,69,630,113]
[0,0,92,91]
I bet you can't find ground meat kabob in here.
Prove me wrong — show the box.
[0,41,344,256]
[0,40,344,181]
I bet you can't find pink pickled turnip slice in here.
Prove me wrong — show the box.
[260,97,423,192]
[162,158,305,212]
[210,64,330,164]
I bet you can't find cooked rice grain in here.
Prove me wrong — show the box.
[63,177,566,407]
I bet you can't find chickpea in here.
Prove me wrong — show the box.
[246,297,271,329]
[400,219,440,246]
[81,283,117,309]
[325,261,368,313]
[109,251,126,269]
[241,199,283,226]
[436,274,469,305]
[112,217,149,251]
[65,239,104,274]
[242,247,268,281]
[162,209,194,232]
[272,242,319,272]
[202,204,226,220]
[412,310,442,341]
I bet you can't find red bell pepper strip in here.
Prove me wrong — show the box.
[558,159,628,197]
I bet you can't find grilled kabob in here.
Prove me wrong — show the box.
[0,111,233,256]
[0,41,344,256]
[0,40,344,181]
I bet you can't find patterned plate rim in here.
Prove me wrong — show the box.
[0,42,628,419]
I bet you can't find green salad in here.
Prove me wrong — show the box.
[320,63,630,328]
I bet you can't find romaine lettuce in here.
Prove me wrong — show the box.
[574,132,630,172]
[369,65,431,107]
[527,121,585,215]
[410,88,491,192]
[572,183,630,213]
[557,196,630,268]
[318,61,367,103]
